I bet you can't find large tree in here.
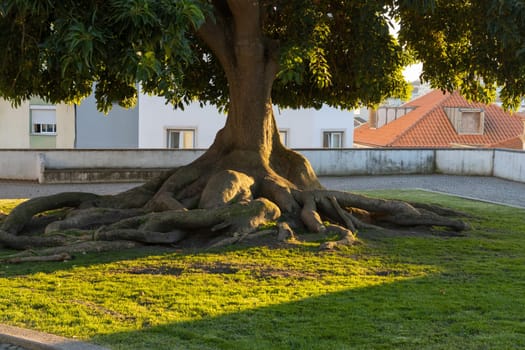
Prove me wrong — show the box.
[1,0,523,258]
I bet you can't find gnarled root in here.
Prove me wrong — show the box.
[1,157,471,260]
[45,208,146,233]
[95,198,281,246]
[320,224,356,250]
[1,252,73,264]
[0,229,70,250]
[0,241,143,261]
[1,192,100,234]
[294,189,469,231]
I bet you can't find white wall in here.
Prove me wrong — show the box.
[2,148,524,184]
[435,149,494,176]
[42,149,203,169]
[138,93,357,149]
[138,95,226,148]
[494,149,525,183]
[0,151,41,180]
[274,107,316,148]
[275,106,356,148]
[300,149,434,176]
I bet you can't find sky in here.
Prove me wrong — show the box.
[390,19,423,83]
[403,62,422,82]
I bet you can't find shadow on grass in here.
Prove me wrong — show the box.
[0,242,319,278]
[0,246,183,277]
[91,273,525,350]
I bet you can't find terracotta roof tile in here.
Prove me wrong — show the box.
[354,90,524,149]
[491,137,523,149]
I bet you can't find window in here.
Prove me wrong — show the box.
[444,107,485,135]
[31,105,57,135]
[166,129,195,148]
[459,110,483,134]
[279,129,289,146]
[323,131,344,148]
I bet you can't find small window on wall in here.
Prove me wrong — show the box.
[31,105,57,135]
[323,131,344,148]
[459,109,484,134]
[167,129,195,149]
[279,130,289,146]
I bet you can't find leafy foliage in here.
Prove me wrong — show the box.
[0,0,207,112]
[267,1,411,109]
[0,0,524,111]
[397,0,525,109]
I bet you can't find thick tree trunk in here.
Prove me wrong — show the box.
[148,2,322,212]
[196,3,321,190]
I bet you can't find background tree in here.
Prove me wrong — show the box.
[1,0,522,258]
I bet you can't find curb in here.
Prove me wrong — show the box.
[0,325,108,350]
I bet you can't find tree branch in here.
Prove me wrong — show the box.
[195,6,235,78]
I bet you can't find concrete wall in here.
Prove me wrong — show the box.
[0,150,42,180]
[0,148,524,184]
[494,149,525,183]
[300,149,434,176]
[435,149,494,176]
[76,93,139,148]
[41,149,203,169]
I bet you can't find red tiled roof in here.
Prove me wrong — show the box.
[491,137,524,149]
[354,90,524,149]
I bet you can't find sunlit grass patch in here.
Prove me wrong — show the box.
[0,198,26,215]
[1,191,525,349]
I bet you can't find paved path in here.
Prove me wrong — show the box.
[319,174,525,209]
[0,324,108,350]
[1,175,524,208]
[0,181,142,200]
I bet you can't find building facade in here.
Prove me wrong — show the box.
[75,91,139,148]
[0,98,75,149]
[0,91,358,149]
[137,93,357,149]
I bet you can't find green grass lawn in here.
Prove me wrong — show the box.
[1,190,524,349]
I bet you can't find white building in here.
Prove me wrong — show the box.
[136,93,357,149]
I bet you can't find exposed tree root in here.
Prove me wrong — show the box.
[0,252,72,264]
[0,241,143,260]
[0,150,471,262]
[2,192,100,234]
[0,229,70,250]
[45,208,146,233]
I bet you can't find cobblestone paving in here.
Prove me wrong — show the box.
[320,174,525,208]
